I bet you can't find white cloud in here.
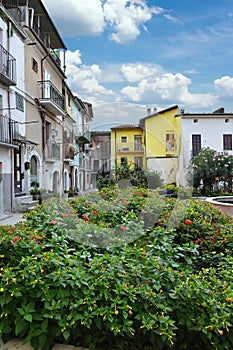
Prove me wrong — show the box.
[121,63,164,83]
[43,0,105,36]
[65,50,114,98]
[214,76,233,96]
[120,72,217,108]
[43,0,163,44]
[103,0,157,43]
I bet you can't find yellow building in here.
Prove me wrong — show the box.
[139,105,183,185]
[111,124,145,169]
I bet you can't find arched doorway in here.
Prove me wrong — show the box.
[30,155,39,186]
[52,171,59,193]
[64,170,69,192]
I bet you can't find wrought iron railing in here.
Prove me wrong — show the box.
[74,124,91,142]
[38,80,65,112]
[0,115,20,144]
[45,142,60,160]
[32,21,61,66]
[0,43,16,84]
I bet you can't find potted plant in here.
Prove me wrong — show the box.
[30,182,41,201]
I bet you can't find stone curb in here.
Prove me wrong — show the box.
[0,339,88,350]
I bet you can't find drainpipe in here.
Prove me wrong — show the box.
[35,98,45,162]
[7,19,14,212]
[40,54,49,98]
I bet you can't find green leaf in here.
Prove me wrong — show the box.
[25,301,35,313]
[63,329,70,341]
[24,314,32,322]
[15,318,27,336]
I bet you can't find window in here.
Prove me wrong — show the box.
[225,119,230,123]
[121,136,127,143]
[134,135,142,151]
[68,96,71,107]
[223,134,232,150]
[193,119,198,123]
[45,121,51,142]
[93,160,99,172]
[192,134,201,156]
[166,133,176,151]
[121,157,127,165]
[15,92,24,112]
[134,156,143,168]
[32,58,38,73]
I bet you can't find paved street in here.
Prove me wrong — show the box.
[0,213,25,226]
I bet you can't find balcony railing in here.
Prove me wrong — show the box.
[0,115,22,145]
[116,142,144,153]
[64,144,74,160]
[0,44,16,86]
[32,21,61,67]
[74,124,91,144]
[1,2,62,67]
[45,142,60,160]
[38,80,65,115]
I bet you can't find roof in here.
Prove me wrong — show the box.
[17,0,66,49]
[140,105,178,123]
[111,123,141,130]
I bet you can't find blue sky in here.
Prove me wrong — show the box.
[43,0,233,130]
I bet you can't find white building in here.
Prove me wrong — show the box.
[0,2,27,216]
[180,108,233,183]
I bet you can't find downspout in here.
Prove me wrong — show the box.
[35,98,45,162]
[7,19,14,212]
[115,130,117,181]
[40,53,49,98]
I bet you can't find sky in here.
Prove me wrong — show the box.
[42,0,233,130]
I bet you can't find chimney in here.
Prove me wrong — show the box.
[147,108,151,116]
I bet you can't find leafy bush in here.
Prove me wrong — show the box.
[0,192,233,350]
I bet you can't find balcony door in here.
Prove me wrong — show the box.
[44,69,50,98]
[14,147,22,194]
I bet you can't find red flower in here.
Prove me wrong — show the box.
[185,219,192,225]
[12,236,20,244]
[83,214,89,222]
[92,210,98,215]
[120,226,127,231]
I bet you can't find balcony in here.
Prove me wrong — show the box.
[74,124,91,144]
[64,144,74,163]
[0,44,16,86]
[38,80,65,116]
[0,115,22,148]
[116,142,144,153]
[1,2,64,68]
[45,142,60,161]
[32,21,61,67]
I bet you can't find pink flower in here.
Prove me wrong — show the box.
[49,220,57,225]
[120,226,127,231]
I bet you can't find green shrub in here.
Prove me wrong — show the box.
[0,193,233,349]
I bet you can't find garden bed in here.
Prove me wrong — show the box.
[1,187,233,350]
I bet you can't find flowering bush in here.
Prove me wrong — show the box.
[188,147,233,196]
[0,191,233,349]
